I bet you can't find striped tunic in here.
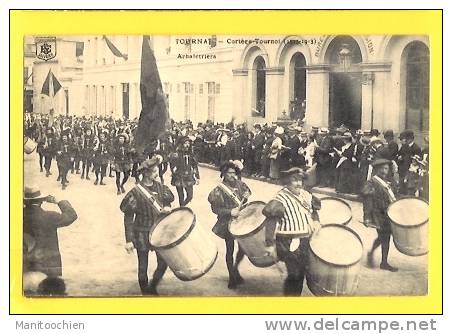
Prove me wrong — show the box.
[274,188,315,236]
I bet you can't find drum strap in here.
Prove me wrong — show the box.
[217,183,242,207]
[136,184,163,212]
[373,176,397,202]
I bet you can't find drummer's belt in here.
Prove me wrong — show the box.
[217,183,242,206]
[136,184,164,212]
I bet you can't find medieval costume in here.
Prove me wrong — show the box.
[170,137,200,207]
[80,128,96,180]
[113,133,132,194]
[55,131,74,190]
[262,168,321,296]
[362,159,398,272]
[208,161,251,289]
[120,155,175,295]
[93,131,110,185]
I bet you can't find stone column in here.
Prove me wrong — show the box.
[361,71,374,130]
[232,68,248,123]
[360,62,392,131]
[265,66,284,123]
[306,65,330,127]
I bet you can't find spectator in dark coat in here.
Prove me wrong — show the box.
[23,185,78,278]
[397,130,422,194]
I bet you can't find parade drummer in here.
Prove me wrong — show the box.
[208,160,251,289]
[120,155,175,295]
[362,158,398,272]
[262,167,322,296]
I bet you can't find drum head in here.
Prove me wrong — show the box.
[387,197,429,227]
[229,201,266,237]
[150,208,195,248]
[318,197,352,225]
[309,225,363,266]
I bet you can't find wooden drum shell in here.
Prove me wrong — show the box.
[151,209,218,281]
[306,224,363,296]
[388,197,429,256]
[230,202,277,268]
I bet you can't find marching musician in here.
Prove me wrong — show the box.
[170,136,200,207]
[362,159,398,272]
[112,133,132,195]
[42,127,57,177]
[93,130,110,186]
[55,130,74,190]
[80,127,96,181]
[120,155,175,295]
[208,160,251,289]
[262,167,322,296]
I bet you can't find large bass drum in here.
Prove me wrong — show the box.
[229,201,277,268]
[387,197,429,256]
[307,224,363,296]
[150,207,218,281]
[318,197,352,226]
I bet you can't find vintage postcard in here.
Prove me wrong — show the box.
[11,10,442,314]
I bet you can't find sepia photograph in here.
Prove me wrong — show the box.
[22,33,430,298]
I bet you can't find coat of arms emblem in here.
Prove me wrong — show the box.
[35,37,57,61]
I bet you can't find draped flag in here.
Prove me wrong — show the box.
[135,35,169,152]
[41,69,61,124]
[41,69,61,97]
[103,35,128,61]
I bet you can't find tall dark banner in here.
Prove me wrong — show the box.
[134,35,169,153]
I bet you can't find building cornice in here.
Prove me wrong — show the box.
[265,66,284,75]
[359,62,392,72]
[232,68,248,76]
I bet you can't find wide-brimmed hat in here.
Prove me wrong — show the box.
[399,130,414,140]
[370,137,384,146]
[280,167,308,180]
[319,127,329,134]
[274,126,284,135]
[137,155,163,172]
[177,136,192,147]
[117,132,129,142]
[383,130,394,139]
[372,158,391,168]
[360,136,371,145]
[24,185,48,201]
[220,160,242,178]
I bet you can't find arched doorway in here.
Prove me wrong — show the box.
[404,42,429,132]
[326,36,363,129]
[252,56,266,117]
[289,52,306,120]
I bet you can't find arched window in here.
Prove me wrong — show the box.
[253,56,266,117]
[325,36,363,129]
[289,52,306,120]
[405,42,429,132]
